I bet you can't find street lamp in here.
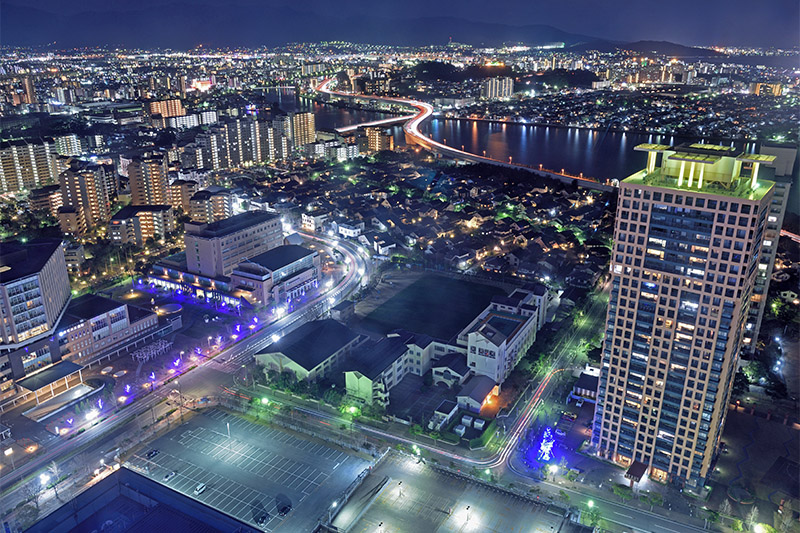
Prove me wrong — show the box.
[4,448,14,470]
[39,473,50,486]
[587,500,594,508]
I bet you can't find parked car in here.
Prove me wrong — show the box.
[555,428,567,437]
[163,471,176,482]
[145,449,159,459]
[576,398,585,408]
[194,483,206,495]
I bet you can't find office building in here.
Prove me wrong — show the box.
[189,188,233,224]
[743,143,796,351]
[147,99,185,118]
[129,152,169,205]
[291,112,316,147]
[58,162,115,235]
[0,138,59,194]
[592,143,775,488]
[184,211,282,278]
[109,205,175,246]
[230,245,320,305]
[480,77,514,100]
[0,239,72,401]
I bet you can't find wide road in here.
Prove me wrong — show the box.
[0,232,370,517]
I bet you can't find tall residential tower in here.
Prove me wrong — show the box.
[592,143,776,488]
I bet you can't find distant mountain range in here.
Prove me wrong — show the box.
[0,2,719,55]
[1,3,596,49]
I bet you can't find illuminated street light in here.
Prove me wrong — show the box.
[587,500,594,508]
[85,409,99,422]
[271,333,281,343]
[39,473,50,485]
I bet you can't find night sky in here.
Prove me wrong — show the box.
[2,0,798,48]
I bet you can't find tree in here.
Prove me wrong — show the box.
[732,370,750,397]
[585,507,602,527]
[745,506,759,529]
[558,490,570,504]
[732,518,744,531]
[49,461,63,501]
[409,424,423,436]
[22,482,41,511]
[649,492,663,508]
[719,498,733,517]
[613,483,633,502]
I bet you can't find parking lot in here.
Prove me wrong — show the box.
[334,453,565,533]
[125,408,371,532]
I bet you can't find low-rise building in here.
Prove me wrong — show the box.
[456,374,499,414]
[431,352,470,388]
[63,242,85,272]
[230,245,320,306]
[255,319,360,382]
[57,294,159,365]
[428,399,458,431]
[301,209,328,232]
[330,300,355,323]
[344,332,446,408]
[457,288,539,385]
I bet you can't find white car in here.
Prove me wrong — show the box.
[193,483,206,495]
[555,428,567,437]
[112,370,127,378]
[100,366,113,375]
[576,398,585,408]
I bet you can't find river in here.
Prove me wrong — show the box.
[262,89,798,213]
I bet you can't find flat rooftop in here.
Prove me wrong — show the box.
[185,211,279,239]
[0,239,61,284]
[623,169,774,202]
[244,245,315,272]
[16,360,83,392]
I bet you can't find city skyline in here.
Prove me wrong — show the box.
[0,5,797,532]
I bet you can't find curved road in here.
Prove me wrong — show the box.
[0,232,370,513]
[315,79,609,190]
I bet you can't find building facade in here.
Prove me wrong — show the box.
[109,205,175,246]
[0,139,59,194]
[0,240,71,400]
[129,152,169,205]
[184,211,282,278]
[592,143,775,487]
[743,143,795,351]
[58,162,115,235]
[229,245,320,306]
[480,77,514,100]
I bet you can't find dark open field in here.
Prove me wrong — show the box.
[361,274,505,340]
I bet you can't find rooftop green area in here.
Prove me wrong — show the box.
[623,169,774,202]
[361,274,505,340]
